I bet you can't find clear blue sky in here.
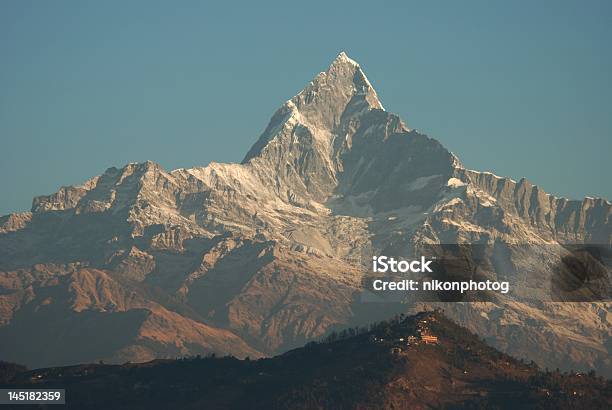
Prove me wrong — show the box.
[1,0,610,215]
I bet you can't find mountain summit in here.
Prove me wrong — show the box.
[287,51,385,129]
[242,51,390,202]
[0,53,610,375]
[247,51,384,146]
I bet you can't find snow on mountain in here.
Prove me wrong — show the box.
[0,52,610,375]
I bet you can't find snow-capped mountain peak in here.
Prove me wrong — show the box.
[1,52,610,377]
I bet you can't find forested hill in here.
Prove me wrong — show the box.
[1,311,610,409]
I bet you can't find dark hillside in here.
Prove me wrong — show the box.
[2,311,610,409]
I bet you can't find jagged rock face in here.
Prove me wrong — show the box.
[464,170,611,243]
[0,53,610,374]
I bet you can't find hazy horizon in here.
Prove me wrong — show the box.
[1,0,611,215]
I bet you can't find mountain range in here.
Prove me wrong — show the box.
[0,52,610,376]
